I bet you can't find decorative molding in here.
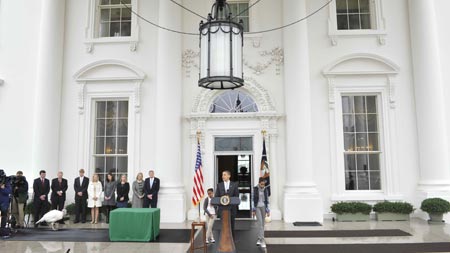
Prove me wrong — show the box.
[388,76,396,109]
[323,53,400,76]
[182,49,199,78]
[133,81,141,113]
[243,47,284,75]
[191,76,276,114]
[77,82,86,114]
[74,59,146,82]
[327,78,336,109]
[182,47,284,78]
[244,34,263,48]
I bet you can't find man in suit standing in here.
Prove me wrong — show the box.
[74,169,89,223]
[143,170,160,208]
[215,170,239,238]
[33,170,50,227]
[51,171,68,223]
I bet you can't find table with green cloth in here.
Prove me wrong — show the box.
[109,208,160,242]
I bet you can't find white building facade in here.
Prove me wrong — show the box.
[1,0,450,223]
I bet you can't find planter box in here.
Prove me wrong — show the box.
[428,213,445,224]
[376,212,410,221]
[336,213,370,222]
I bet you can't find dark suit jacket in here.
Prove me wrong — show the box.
[51,178,68,201]
[33,178,50,201]
[74,177,89,199]
[116,182,130,202]
[144,177,160,201]
[214,181,239,215]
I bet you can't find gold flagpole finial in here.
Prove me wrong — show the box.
[261,129,267,137]
[196,130,201,141]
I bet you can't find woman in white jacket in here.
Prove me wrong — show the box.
[87,173,103,224]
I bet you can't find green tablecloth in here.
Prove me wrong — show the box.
[109,208,160,242]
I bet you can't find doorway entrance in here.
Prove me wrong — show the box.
[216,155,252,218]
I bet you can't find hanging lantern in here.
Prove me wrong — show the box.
[198,0,244,90]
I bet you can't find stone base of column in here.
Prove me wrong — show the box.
[416,181,450,223]
[158,186,186,222]
[283,189,323,223]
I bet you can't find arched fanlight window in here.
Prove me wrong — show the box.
[209,90,258,113]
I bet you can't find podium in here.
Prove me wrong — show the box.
[211,196,241,253]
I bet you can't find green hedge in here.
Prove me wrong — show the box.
[373,201,414,214]
[331,202,372,215]
[420,198,450,214]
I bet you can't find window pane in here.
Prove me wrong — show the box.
[342,96,353,113]
[368,133,379,151]
[357,171,370,190]
[359,0,370,12]
[344,133,356,151]
[100,9,110,22]
[96,119,106,136]
[99,23,110,37]
[106,157,117,172]
[355,114,367,132]
[118,101,129,118]
[354,96,366,113]
[105,137,116,154]
[343,115,355,132]
[347,0,359,13]
[117,137,127,154]
[366,96,377,113]
[336,0,348,13]
[344,154,356,171]
[215,137,253,151]
[345,172,357,190]
[360,14,371,29]
[95,137,105,154]
[356,133,368,151]
[105,119,117,136]
[356,154,368,173]
[370,171,381,190]
[120,22,131,36]
[122,0,131,4]
[367,114,378,132]
[106,101,117,118]
[96,101,106,118]
[337,15,349,30]
[242,19,249,33]
[239,3,249,16]
[117,119,128,135]
[111,8,120,21]
[95,157,105,173]
[369,154,379,170]
[122,8,131,21]
[117,157,128,173]
[101,0,110,5]
[111,0,120,4]
[349,14,360,29]
[110,22,121,37]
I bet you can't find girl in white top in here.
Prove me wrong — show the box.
[87,173,103,224]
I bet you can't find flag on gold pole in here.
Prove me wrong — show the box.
[260,131,271,196]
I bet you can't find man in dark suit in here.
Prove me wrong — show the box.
[215,170,239,238]
[33,170,50,227]
[143,170,160,208]
[51,171,68,223]
[74,169,89,223]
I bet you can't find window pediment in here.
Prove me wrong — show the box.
[74,60,145,82]
[323,54,399,76]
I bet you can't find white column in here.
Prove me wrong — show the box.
[31,0,66,176]
[282,0,323,223]
[155,0,185,222]
[268,132,282,220]
[409,0,450,198]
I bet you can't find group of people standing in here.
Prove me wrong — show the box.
[0,168,160,229]
[73,169,160,224]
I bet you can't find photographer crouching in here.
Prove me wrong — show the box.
[0,170,12,231]
[11,171,28,229]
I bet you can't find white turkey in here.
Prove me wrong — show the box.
[35,209,67,231]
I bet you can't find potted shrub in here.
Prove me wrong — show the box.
[373,201,414,221]
[420,198,450,223]
[331,202,372,221]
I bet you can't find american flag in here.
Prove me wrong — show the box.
[192,139,204,206]
[260,135,271,196]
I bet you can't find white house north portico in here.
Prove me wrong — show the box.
[1,0,450,223]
